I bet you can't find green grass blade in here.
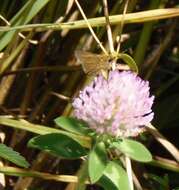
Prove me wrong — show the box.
[0,0,50,51]
[0,9,179,32]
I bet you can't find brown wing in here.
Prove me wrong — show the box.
[75,50,110,75]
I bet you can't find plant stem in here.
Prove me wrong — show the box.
[102,0,114,53]
[0,9,179,32]
[133,0,161,67]
[0,117,91,148]
[116,0,129,54]
[147,123,179,163]
[125,156,134,190]
[1,65,81,77]
[0,166,88,183]
[149,157,179,172]
[74,0,107,55]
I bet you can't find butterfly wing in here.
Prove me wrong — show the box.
[75,51,110,75]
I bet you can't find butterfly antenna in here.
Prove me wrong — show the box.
[74,0,108,55]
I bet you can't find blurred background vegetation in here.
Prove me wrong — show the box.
[0,0,179,189]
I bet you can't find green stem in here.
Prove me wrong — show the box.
[0,33,32,74]
[133,0,161,67]
[2,65,81,77]
[0,8,179,32]
[0,166,79,183]
[149,158,179,172]
[0,116,91,148]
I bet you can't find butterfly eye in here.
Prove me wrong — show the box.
[108,58,113,62]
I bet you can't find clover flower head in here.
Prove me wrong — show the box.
[72,71,154,137]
